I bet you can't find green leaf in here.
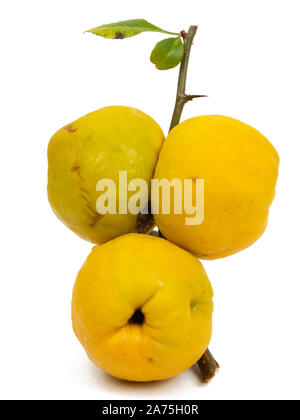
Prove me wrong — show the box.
[150,37,184,70]
[86,19,179,39]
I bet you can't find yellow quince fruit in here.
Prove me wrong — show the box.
[153,115,279,259]
[72,233,213,382]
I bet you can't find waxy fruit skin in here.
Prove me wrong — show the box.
[72,234,213,382]
[48,106,164,244]
[153,115,279,259]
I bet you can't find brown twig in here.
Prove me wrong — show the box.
[197,348,220,384]
[168,26,218,384]
[169,26,207,132]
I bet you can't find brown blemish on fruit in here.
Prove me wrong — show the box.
[81,194,90,204]
[63,124,77,134]
[71,164,103,226]
[89,211,103,227]
[190,176,199,183]
[71,165,80,172]
[71,165,84,182]
[78,186,88,195]
[87,205,96,214]
[81,198,104,227]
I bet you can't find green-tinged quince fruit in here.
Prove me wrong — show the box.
[47,106,164,244]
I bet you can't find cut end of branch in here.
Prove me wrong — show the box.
[196,349,220,384]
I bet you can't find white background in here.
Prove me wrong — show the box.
[1,0,300,400]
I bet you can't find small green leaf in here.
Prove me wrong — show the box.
[150,37,184,70]
[86,19,179,39]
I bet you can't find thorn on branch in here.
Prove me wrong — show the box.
[184,94,208,103]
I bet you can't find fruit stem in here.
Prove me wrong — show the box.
[169,25,219,384]
[169,25,204,132]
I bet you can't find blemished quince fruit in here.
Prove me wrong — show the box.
[47,106,164,244]
[153,115,279,259]
[72,233,213,382]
